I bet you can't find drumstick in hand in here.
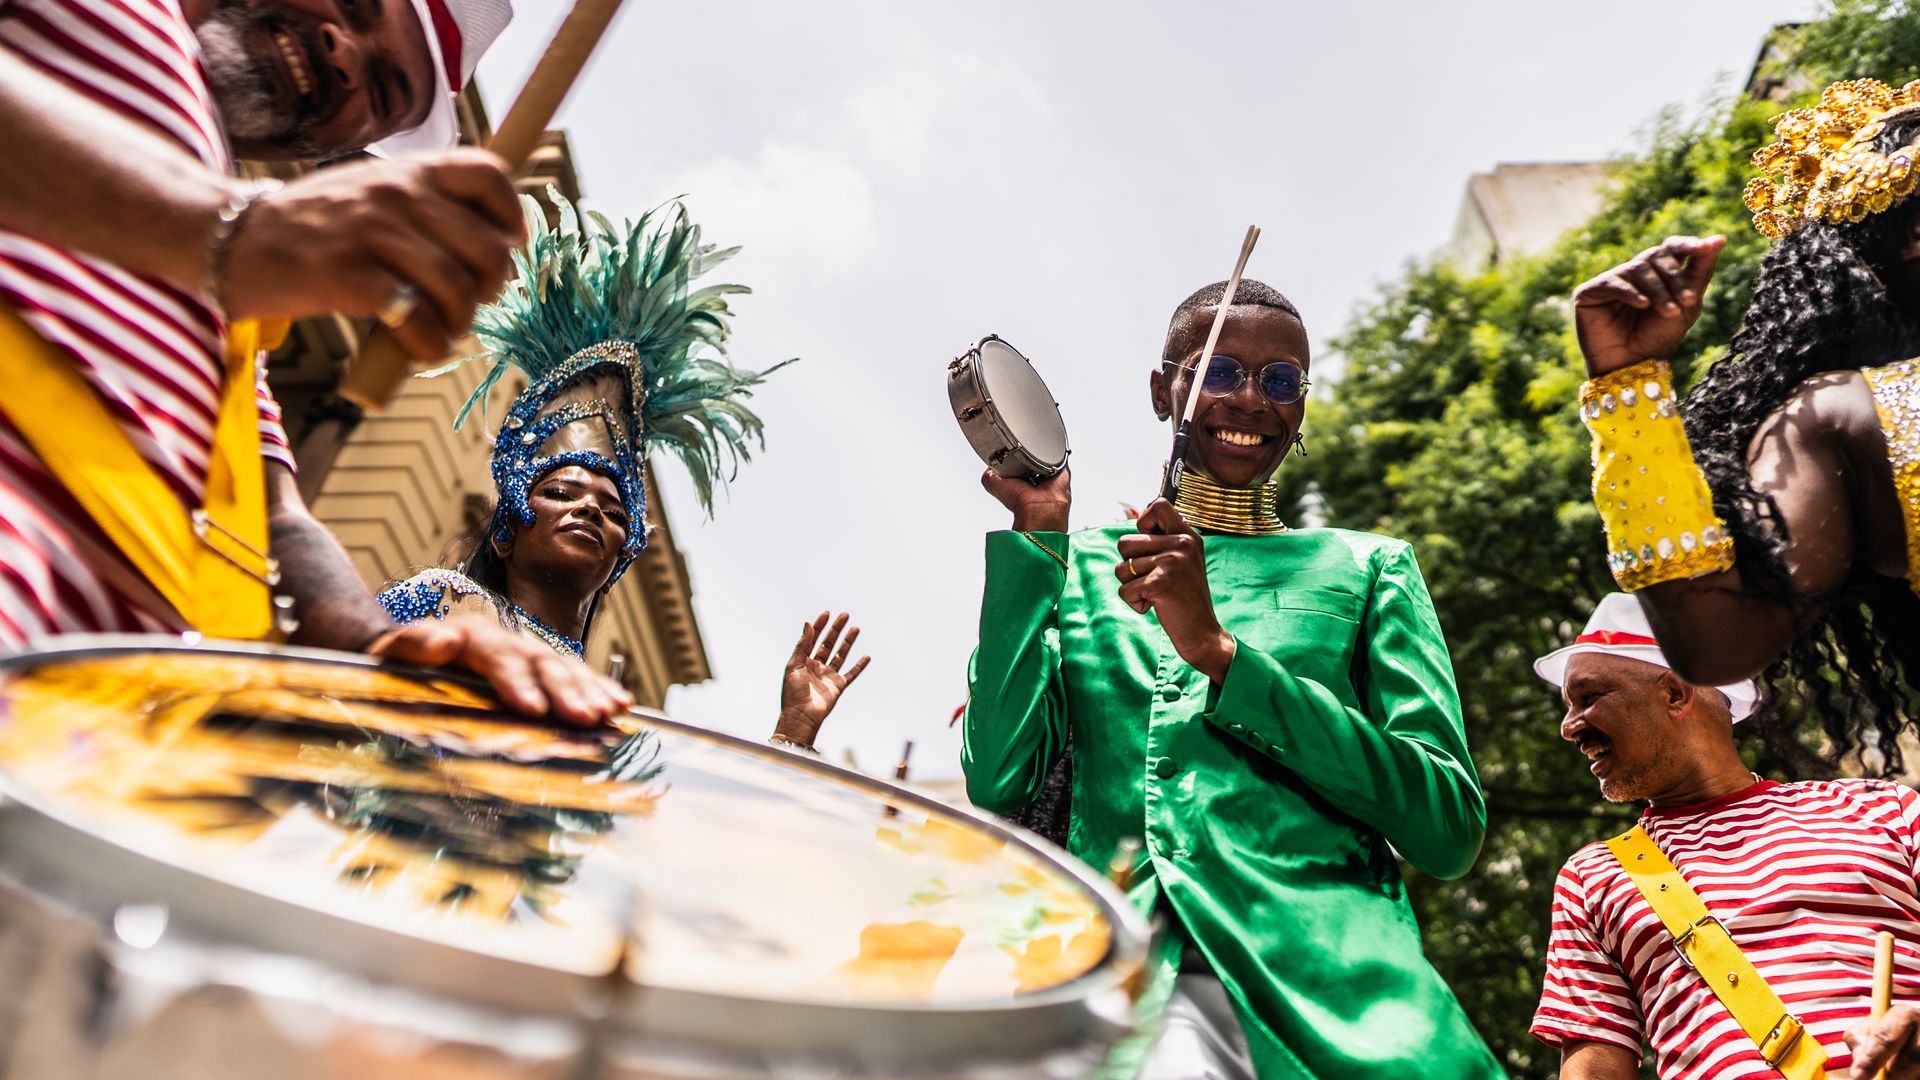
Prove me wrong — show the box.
[1160,225,1260,505]
[1873,930,1896,1080]
[336,0,631,411]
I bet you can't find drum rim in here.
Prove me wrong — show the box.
[953,333,1069,474]
[0,634,1148,1019]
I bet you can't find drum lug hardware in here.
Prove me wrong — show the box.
[270,595,300,643]
[989,448,1010,465]
[947,358,963,375]
[959,406,983,421]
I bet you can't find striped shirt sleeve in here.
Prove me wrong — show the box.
[254,352,294,472]
[1531,854,1644,1057]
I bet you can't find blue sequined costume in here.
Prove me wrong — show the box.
[375,568,585,657]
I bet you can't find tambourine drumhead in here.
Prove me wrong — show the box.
[949,335,1068,479]
[0,639,1144,1078]
[975,339,1068,467]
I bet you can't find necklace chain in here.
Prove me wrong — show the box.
[511,602,584,657]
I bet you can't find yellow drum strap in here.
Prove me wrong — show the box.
[1606,824,1828,1080]
[0,305,279,640]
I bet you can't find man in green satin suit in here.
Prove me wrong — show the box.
[962,280,1504,1078]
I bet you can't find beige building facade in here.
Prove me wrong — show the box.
[1442,161,1613,270]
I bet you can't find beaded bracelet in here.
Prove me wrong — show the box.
[769,732,819,755]
[1581,360,1735,590]
[1018,530,1068,569]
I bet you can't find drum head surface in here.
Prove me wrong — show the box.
[975,339,1068,469]
[0,644,1127,1012]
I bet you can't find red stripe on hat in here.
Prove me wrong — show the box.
[1575,629,1658,647]
[418,0,462,87]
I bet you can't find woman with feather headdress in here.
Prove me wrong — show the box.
[377,191,867,751]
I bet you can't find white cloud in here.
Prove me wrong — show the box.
[840,42,1045,179]
[642,39,1044,282]
[661,142,879,280]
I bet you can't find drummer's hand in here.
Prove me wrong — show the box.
[1571,234,1723,378]
[369,615,633,726]
[1847,1005,1920,1079]
[774,611,871,748]
[1115,499,1235,684]
[982,467,1071,533]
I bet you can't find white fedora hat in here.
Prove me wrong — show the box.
[1533,593,1759,722]
[370,0,514,157]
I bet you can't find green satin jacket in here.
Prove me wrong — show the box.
[962,525,1504,1078]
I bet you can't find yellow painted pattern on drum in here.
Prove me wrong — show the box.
[1864,358,1920,595]
[1003,926,1112,995]
[328,831,539,921]
[832,921,967,999]
[852,816,1111,995]
[2,667,659,814]
[875,816,1007,862]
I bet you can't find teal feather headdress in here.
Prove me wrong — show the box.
[434,189,791,582]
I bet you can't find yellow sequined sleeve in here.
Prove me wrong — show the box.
[1582,360,1735,590]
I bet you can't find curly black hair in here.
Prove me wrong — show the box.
[1682,107,1920,774]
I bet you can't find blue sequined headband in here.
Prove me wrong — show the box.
[488,340,649,585]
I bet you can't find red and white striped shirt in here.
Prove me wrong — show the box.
[1532,779,1920,1079]
[0,0,294,647]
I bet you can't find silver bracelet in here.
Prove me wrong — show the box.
[206,178,283,311]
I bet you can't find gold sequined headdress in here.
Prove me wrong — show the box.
[1744,78,1920,238]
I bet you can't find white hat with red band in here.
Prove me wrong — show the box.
[1532,593,1759,722]
[370,0,514,157]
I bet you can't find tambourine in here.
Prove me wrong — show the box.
[947,335,1069,479]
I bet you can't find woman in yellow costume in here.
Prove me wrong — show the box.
[1574,78,1920,769]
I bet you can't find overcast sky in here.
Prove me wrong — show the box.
[476,0,1818,780]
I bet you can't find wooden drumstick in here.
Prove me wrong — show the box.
[1160,224,1260,504]
[1874,930,1896,1080]
[336,0,632,411]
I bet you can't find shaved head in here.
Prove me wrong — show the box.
[1162,279,1304,366]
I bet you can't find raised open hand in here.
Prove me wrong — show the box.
[773,611,872,749]
[1571,235,1725,377]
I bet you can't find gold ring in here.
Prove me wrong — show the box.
[1127,558,1138,577]
[376,283,419,329]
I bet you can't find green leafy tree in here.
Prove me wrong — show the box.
[1277,4,1920,1073]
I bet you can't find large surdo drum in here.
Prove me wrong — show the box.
[0,639,1146,1079]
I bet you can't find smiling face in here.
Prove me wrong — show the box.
[194,0,436,159]
[496,465,630,597]
[1151,305,1310,488]
[1557,651,1748,803]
